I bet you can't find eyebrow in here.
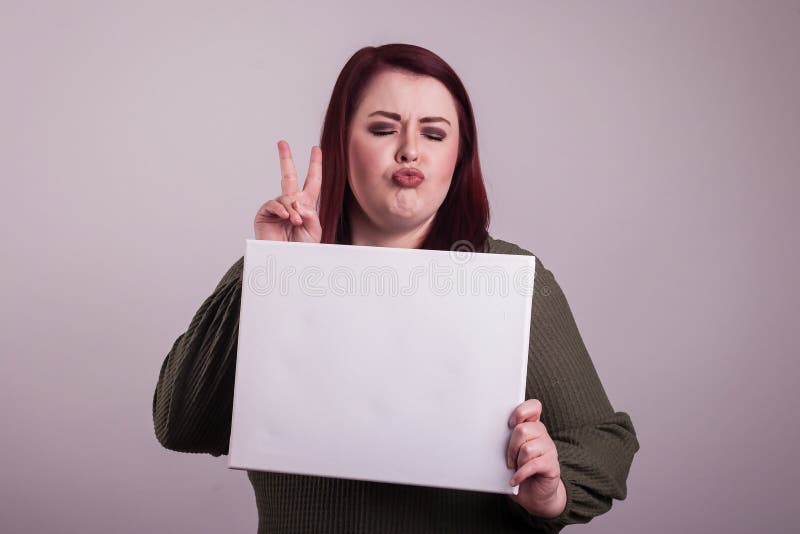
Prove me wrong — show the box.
[367,110,451,126]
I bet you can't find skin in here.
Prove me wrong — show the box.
[507,399,568,518]
[345,69,459,249]
[253,141,322,243]
[253,69,566,519]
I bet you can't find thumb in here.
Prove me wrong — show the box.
[294,201,321,232]
[293,200,314,218]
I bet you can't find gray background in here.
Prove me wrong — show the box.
[2,1,798,532]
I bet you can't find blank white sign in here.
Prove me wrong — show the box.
[228,239,536,494]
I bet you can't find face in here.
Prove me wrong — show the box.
[347,69,460,235]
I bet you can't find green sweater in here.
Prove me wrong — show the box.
[152,235,639,533]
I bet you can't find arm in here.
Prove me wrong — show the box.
[152,256,245,457]
[500,245,640,531]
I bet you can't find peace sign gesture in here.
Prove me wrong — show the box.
[253,140,323,243]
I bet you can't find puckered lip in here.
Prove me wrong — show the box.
[391,167,425,180]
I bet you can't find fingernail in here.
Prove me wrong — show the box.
[509,478,516,486]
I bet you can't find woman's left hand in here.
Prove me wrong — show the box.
[506,399,567,519]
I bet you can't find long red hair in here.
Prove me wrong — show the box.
[318,43,490,252]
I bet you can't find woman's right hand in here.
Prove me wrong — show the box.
[253,140,323,243]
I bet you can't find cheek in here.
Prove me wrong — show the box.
[431,142,459,187]
[349,136,384,184]
[444,141,460,172]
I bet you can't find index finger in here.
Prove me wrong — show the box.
[277,140,299,196]
[508,399,543,428]
[302,146,322,204]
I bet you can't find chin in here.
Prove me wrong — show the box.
[384,210,433,231]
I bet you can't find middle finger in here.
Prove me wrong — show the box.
[506,421,547,468]
[277,140,300,196]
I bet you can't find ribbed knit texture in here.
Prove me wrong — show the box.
[152,236,639,533]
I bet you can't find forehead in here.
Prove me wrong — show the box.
[356,70,457,120]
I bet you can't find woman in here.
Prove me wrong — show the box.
[153,43,639,533]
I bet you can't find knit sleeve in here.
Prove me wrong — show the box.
[495,243,640,531]
[152,256,244,457]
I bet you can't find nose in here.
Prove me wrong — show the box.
[395,128,418,163]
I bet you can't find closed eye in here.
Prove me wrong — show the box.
[370,131,445,142]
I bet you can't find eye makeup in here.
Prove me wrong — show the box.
[367,122,447,141]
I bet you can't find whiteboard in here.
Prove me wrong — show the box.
[228,239,536,494]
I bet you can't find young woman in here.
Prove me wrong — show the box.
[153,43,639,533]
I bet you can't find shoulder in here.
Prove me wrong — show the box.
[213,255,245,292]
[484,234,536,260]
[484,237,580,344]
[484,234,555,287]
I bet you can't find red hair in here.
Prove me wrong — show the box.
[317,43,490,252]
